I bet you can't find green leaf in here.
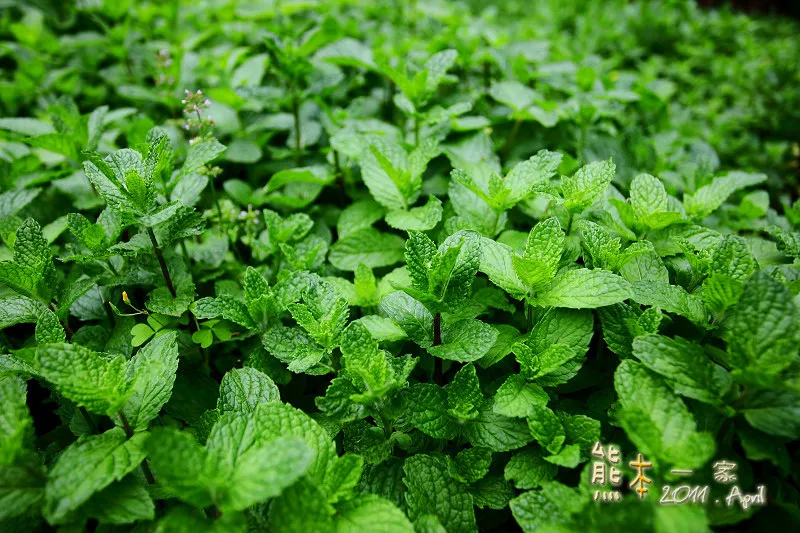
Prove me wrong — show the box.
[334,495,415,533]
[0,189,40,220]
[632,334,731,405]
[526,405,565,454]
[79,476,154,525]
[405,231,437,294]
[130,323,155,347]
[181,139,226,176]
[341,321,395,400]
[504,448,557,489]
[217,367,280,415]
[614,360,715,471]
[209,428,313,512]
[513,217,564,291]
[403,454,476,533]
[767,225,800,259]
[543,443,581,467]
[492,375,549,418]
[252,402,338,486]
[562,159,615,211]
[448,447,492,484]
[83,152,139,214]
[192,295,256,330]
[146,279,196,318]
[378,291,434,347]
[577,220,621,270]
[359,139,409,210]
[723,271,800,381]
[524,217,564,271]
[404,230,482,304]
[323,453,363,504]
[0,117,55,136]
[0,218,56,300]
[262,325,326,373]
[684,171,766,218]
[269,477,335,533]
[355,315,407,342]
[469,475,514,510]
[120,331,180,431]
[288,278,349,349]
[617,241,669,284]
[330,228,406,271]
[402,383,456,439]
[446,363,482,420]
[515,343,577,381]
[385,196,443,231]
[145,428,212,509]
[315,38,376,70]
[0,462,45,521]
[533,268,631,309]
[708,235,757,281]
[0,296,46,330]
[343,420,393,464]
[630,173,669,220]
[510,482,585,533]
[427,319,497,362]
[631,280,708,324]
[44,428,147,524]
[524,307,593,386]
[33,343,129,415]
[462,403,533,452]
[231,54,268,87]
[628,173,684,230]
[741,390,800,439]
[0,375,32,462]
[422,49,458,97]
[489,81,537,111]
[499,150,562,208]
[266,166,333,193]
[337,200,385,238]
[34,309,65,344]
[478,238,528,299]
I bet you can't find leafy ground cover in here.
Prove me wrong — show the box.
[1,0,799,531]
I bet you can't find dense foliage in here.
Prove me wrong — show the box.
[1,0,799,531]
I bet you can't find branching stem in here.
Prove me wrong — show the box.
[433,313,443,385]
[292,93,302,165]
[79,407,98,434]
[118,411,156,484]
[502,117,522,163]
[147,227,176,298]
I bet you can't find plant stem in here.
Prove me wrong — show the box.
[502,117,522,163]
[106,259,119,277]
[578,121,587,163]
[376,410,392,438]
[384,79,395,122]
[414,115,420,147]
[147,227,176,298]
[292,93,302,166]
[333,149,342,180]
[188,311,209,368]
[204,505,222,519]
[79,407,98,434]
[208,177,224,230]
[49,302,73,340]
[433,313,442,385]
[118,411,156,485]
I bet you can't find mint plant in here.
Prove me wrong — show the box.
[1,1,799,532]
